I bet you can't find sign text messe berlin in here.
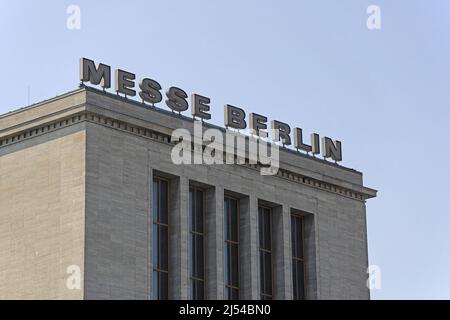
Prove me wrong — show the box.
[80,57,342,162]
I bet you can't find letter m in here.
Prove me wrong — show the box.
[79,57,111,89]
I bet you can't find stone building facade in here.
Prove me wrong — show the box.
[0,86,376,299]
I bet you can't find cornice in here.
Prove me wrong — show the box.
[0,109,377,201]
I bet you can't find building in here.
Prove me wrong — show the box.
[0,85,377,300]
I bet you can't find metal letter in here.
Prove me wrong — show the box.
[115,69,136,97]
[224,105,246,130]
[311,133,320,155]
[322,137,342,162]
[271,120,291,146]
[191,94,211,120]
[79,57,111,89]
[249,113,268,138]
[165,87,189,112]
[139,78,162,105]
[293,128,312,153]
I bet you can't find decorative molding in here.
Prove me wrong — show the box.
[0,111,172,148]
[0,113,86,147]
[0,110,370,202]
[241,162,367,202]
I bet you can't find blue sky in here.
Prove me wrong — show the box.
[1,1,449,299]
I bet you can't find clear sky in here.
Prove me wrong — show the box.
[1,0,449,299]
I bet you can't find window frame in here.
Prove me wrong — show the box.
[152,176,170,300]
[224,195,240,300]
[189,186,206,300]
[291,213,307,300]
[258,205,274,300]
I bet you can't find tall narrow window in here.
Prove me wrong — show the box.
[224,197,239,299]
[189,187,205,300]
[152,177,169,300]
[258,206,273,300]
[291,214,306,300]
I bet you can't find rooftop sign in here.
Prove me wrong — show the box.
[79,57,343,162]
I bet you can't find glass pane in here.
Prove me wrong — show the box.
[224,197,239,298]
[159,272,168,300]
[258,207,271,250]
[199,280,205,300]
[258,208,264,247]
[300,218,304,258]
[264,252,272,295]
[224,198,229,241]
[152,180,158,222]
[297,218,303,259]
[224,243,229,286]
[159,225,168,271]
[230,198,238,215]
[198,235,204,278]
[192,234,204,279]
[231,288,239,300]
[189,233,194,278]
[152,270,158,300]
[230,243,238,287]
[291,215,304,259]
[196,189,204,233]
[224,287,230,300]
[293,260,305,300]
[191,280,204,300]
[264,210,271,250]
[190,279,195,300]
[230,200,238,242]
[291,216,296,257]
[292,260,297,297]
[159,180,168,224]
[152,223,158,267]
[189,189,194,231]
[193,235,198,277]
[192,279,204,300]
[259,251,265,294]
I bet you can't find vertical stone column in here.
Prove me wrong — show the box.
[240,195,259,300]
[168,176,189,299]
[273,205,293,300]
[205,185,224,299]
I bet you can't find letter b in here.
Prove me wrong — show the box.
[224,105,246,130]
